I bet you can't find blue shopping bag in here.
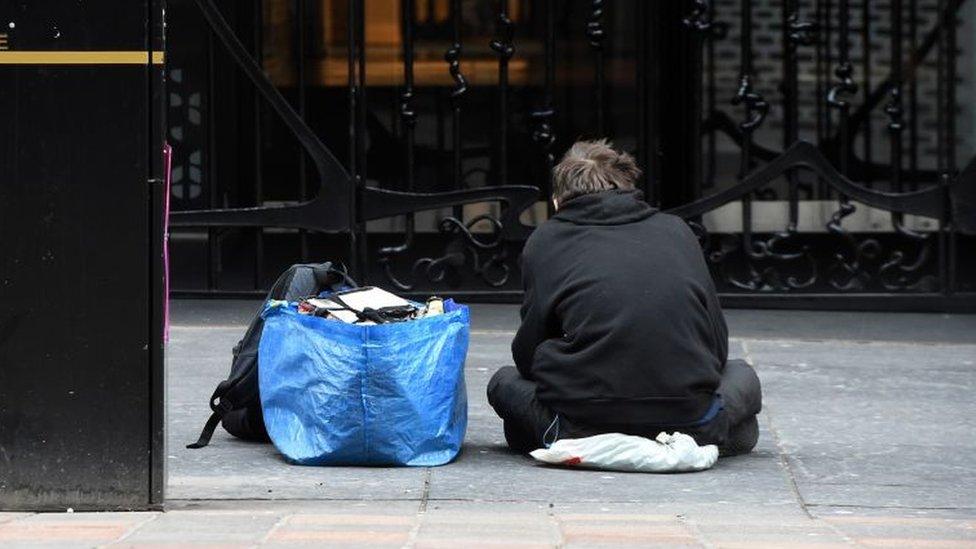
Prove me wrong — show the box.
[257,299,469,466]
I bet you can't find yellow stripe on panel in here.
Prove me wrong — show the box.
[0,51,165,65]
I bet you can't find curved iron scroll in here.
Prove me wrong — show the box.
[363,186,538,241]
[170,0,351,231]
[666,141,949,220]
[171,0,539,240]
[380,215,514,291]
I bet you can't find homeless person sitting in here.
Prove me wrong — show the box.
[487,139,762,456]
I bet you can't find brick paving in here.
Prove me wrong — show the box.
[2,304,973,547]
[1,504,974,547]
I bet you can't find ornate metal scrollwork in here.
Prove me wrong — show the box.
[885,87,904,134]
[821,224,936,292]
[681,0,729,40]
[683,0,710,31]
[732,76,769,132]
[683,0,728,38]
[444,43,468,100]
[380,214,512,291]
[878,224,937,291]
[825,202,875,290]
[787,12,817,46]
[827,62,859,111]
[399,90,416,129]
[489,10,515,61]
[531,107,556,165]
[586,0,605,49]
[726,64,814,291]
[688,221,817,292]
[715,231,818,291]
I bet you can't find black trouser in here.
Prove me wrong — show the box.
[486,359,762,455]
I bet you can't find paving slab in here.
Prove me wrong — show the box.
[744,339,976,511]
[0,512,155,548]
[115,510,282,545]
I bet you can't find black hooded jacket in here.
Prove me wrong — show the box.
[512,189,729,428]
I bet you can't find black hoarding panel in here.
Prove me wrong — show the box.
[0,1,164,510]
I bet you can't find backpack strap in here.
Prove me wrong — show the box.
[310,262,358,292]
[186,411,222,449]
[186,380,237,449]
[323,293,417,324]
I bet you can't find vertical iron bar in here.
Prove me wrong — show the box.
[834,0,853,180]
[435,90,445,190]
[489,0,514,187]
[938,0,958,294]
[861,0,873,187]
[947,0,957,294]
[445,0,467,219]
[908,0,918,191]
[814,0,825,198]
[587,0,606,136]
[937,0,947,293]
[946,0,957,189]
[376,1,418,277]
[347,0,366,279]
[347,0,356,268]
[824,0,833,149]
[636,0,650,197]
[705,4,716,190]
[739,0,754,252]
[207,29,218,290]
[888,0,919,290]
[783,0,799,230]
[888,0,903,196]
[401,0,416,247]
[822,0,861,292]
[253,0,264,289]
[294,0,309,260]
[533,0,557,213]
[355,0,367,280]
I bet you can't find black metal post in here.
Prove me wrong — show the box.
[783,0,799,230]
[0,2,165,510]
[347,0,367,280]
[377,0,418,273]
[636,0,652,199]
[490,0,515,187]
[295,0,310,260]
[253,0,265,287]
[731,0,767,256]
[862,0,873,187]
[446,0,467,219]
[533,0,557,212]
[654,0,705,209]
[588,0,606,136]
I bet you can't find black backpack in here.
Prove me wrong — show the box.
[187,261,357,449]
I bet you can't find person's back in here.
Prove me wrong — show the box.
[488,140,761,455]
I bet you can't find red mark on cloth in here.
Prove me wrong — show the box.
[562,456,582,466]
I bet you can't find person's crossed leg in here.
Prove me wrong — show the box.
[488,359,762,455]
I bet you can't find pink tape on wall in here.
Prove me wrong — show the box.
[163,143,173,342]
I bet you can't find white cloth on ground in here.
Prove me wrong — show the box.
[529,432,718,473]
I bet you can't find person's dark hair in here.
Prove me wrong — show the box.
[551,139,642,204]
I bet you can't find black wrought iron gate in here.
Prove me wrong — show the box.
[167,0,976,311]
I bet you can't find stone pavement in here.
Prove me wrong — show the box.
[1,302,974,548]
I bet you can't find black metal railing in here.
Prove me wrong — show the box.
[166,0,975,310]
